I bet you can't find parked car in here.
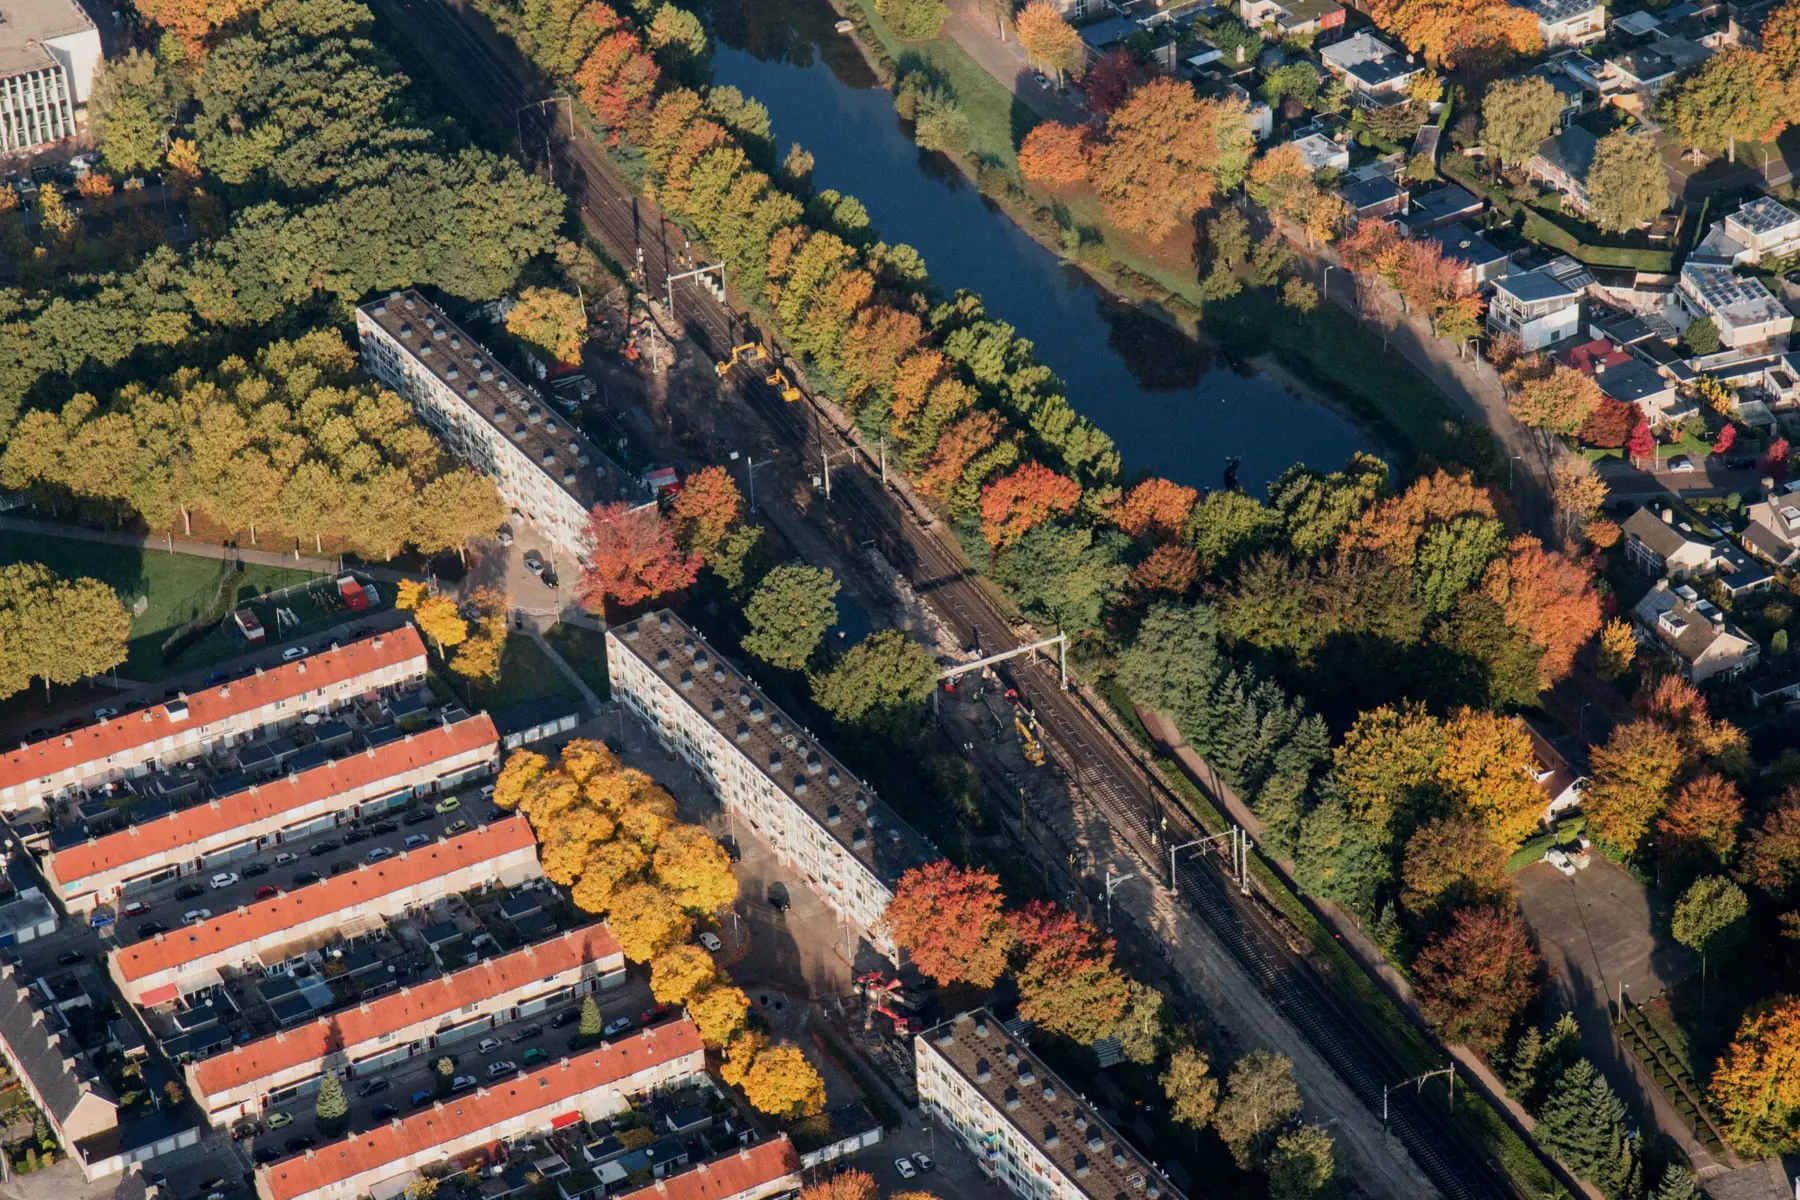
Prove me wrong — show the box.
[1668,456,1696,473]
[210,872,239,889]
[255,885,279,900]
[639,1005,670,1025]
[522,1047,548,1066]
[602,1017,633,1037]
[285,1136,316,1153]
[369,821,399,836]
[294,871,322,887]
[698,932,722,952]
[175,883,206,901]
[231,1120,263,1141]
[242,862,270,879]
[329,860,355,876]
[403,833,431,849]
[265,1112,294,1130]
[122,901,152,918]
[371,1104,399,1121]
[911,1153,933,1173]
[894,1158,916,1181]
[88,913,114,929]
[410,1090,433,1108]
[367,846,395,863]
[551,1009,581,1028]
[93,706,120,721]
[342,829,369,846]
[281,646,309,662]
[183,908,212,925]
[136,921,168,938]
[485,1061,516,1079]
[496,525,514,546]
[356,1078,389,1098]
[309,839,340,857]
[402,809,434,826]
[509,1024,542,1043]
[57,951,84,966]
[451,1075,478,1092]
[1543,847,1577,876]
[434,797,461,815]
[444,819,470,836]
[523,550,544,576]
[253,1148,283,1166]
[478,1037,503,1054]
[275,852,299,866]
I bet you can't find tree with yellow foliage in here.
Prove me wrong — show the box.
[505,287,587,368]
[798,1173,877,1200]
[539,808,617,885]
[652,825,738,914]
[650,945,716,1006]
[165,138,200,196]
[1709,994,1800,1156]
[687,983,750,1046]
[1587,718,1686,854]
[1598,619,1637,681]
[607,882,692,962]
[412,594,469,651]
[718,1031,768,1088]
[569,840,647,913]
[559,739,619,785]
[394,579,428,611]
[493,750,547,810]
[1015,2,1083,83]
[1436,709,1543,848]
[739,1045,826,1119]
[616,784,677,850]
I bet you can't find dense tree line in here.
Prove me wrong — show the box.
[0,563,132,701]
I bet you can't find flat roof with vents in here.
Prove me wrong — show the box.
[918,1009,1184,1200]
[609,611,933,887]
[357,291,645,511]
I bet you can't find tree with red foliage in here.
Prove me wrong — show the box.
[1395,238,1461,315]
[1129,544,1200,596]
[1084,48,1143,114]
[1579,396,1637,448]
[1741,785,1800,896]
[1657,771,1744,864]
[1627,419,1656,466]
[575,30,660,144]
[668,466,743,561]
[1018,122,1091,186]
[1009,901,1131,1044]
[1115,477,1199,540]
[1481,534,1602,686]
[1412,906,1541,1052]
[980,462,1082,548]
[1764,436,1791,480]
[1714,424,1739,456]
[576,502,700,615]
[1338,218,1403,279]
[880,862,1013,987]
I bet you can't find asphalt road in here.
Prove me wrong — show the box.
[369,6,1533,1198]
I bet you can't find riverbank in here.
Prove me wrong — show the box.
[822,0,1483,469]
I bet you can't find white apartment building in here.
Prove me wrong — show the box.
[1678,263,1794,349]
[46,715,499,914]
[110,816,543,1007]
[916,1010,1185,1200]
[1488,267,1582,350]
[606,612,934,962]
[255,1022,705,1200]
[355,291,645,561]
[0,0,99,153]
[0,629,429,815]
[189,926,627,1123]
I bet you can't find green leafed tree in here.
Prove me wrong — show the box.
[1671,874,1749,968]
[1293,793,1388,921]
[90,50,174,175]
[1160,1045,1220,1135]
[1267,1125,1336,1200]
[1586,130,1669,234]
[989,523,1128,632]
[579,995,603,1039]
[810,629,938,734]
[1480,76,1563,168]
[1657,50,1786,162]
[1536,1059,1636,1199]
[1214,1051,1302,1169]
[742,566,840,670]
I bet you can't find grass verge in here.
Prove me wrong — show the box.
[544,622,612,699]
[452,636,584,711]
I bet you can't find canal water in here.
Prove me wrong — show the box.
[702,0,1375,492]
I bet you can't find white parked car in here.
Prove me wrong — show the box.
[281,646,309,662]
[698,932,722,952]
[210,872,239,889]
[603,1017,633,1037]
[485,1061,516,1079]
[275,852,299,866]
[1667,456,1696,474]
[183,908,212,925]
[894,1158,917,1180]
[478,1037,502,1054]
[1543,847,1577,876]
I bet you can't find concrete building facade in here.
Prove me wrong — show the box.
[0,629,429,814]
[355,292,644,562]
[0,0,99,153]
[46,716,499,913]
[916,1010,1184,1200]
[605,612,934,962]
[255,1022,705,1200]
[110,817,543,1007]
[189,927,627,1123]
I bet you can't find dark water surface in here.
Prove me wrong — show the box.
[703,0,1376,491]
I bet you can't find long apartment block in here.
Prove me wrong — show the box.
[606,611,934,962]
[916,1010,1185,1200]
[610,1137,802,1200]
[46,716,499,913]
[355,291,646,561]
[255,1020,705,1200]
[0,628,429,814]
[110,816,542,1007]
[189,927,627,1124]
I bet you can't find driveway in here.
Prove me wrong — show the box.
[1514,858,1715,1170]
[1594,458,1766,500]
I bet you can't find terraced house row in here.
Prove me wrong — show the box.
[0,629,430,813]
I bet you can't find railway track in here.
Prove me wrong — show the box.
[378,7,1532,1197]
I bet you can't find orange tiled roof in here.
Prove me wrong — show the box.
[112,816,536,983]
[612,1139,802,1200]
[1,628,428,793]
[191,925,620,1097]
[52,716,497,884]
[257,1021,705,1200]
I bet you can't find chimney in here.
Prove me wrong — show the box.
[1661,507,1674,524]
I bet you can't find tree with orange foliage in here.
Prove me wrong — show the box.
[1401,815,1510,917]
[1129,544,1200,596]
[1340,469,1497,567]
[1370,0,1541,69]
[1586,718,1686,854]
[668,465,743,561]
[881,862,1014,987]
[136,0,263,51]
[1413,906,1541,1052]
[1481,535,1601,685]
[1018,122,1090,185]
[1509,364,1604,435]
[1657,771,1744,864]
[1016,2,1084,82]
[1085,47,1143,114]
[1338,218,1404,279]
[798,1171,878,1200]
[1115,477,1199,541]
[1709,994,1800,1156]
[575,29,660,144]
[839,306,925,410]
[980,462,1081,547]
[1741,785,1800,896]
[1009,901,1131,1043]
[1090,78,1253,239]
[920,411,1007,498]
[576,502,700,615]
[1394,238,1462,317]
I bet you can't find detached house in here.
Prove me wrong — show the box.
[1622,503,1731,577]
[1558,339,1680,424]
[1240,0,1346,35]
[1693,196,1800,265]
[1489,267,1582,349]
[1319,32,1422,109]
[1529,125,1600,215]
[1513,0,1608,46]
[1744,480,1800,567]
[1678,263,1793,350]
[1633,582,1761,683]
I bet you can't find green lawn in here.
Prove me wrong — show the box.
[458,635,584,711]
[0,533,327,682]
[544,622,611,699]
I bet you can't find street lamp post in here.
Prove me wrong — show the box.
[1510,454,1523,487]
[1104,871,1137,931]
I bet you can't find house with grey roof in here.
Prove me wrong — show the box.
[1319,32,1421,108]
[1633,582,1761,683]
[1394,184,1484,235]
[1745,480,1800,567]
[1428,224,1512,291]
[1513,0,1607,45]
[1339,176,1409,222]
[1240,0,1347,35]
[1622,502,1734,578]
[1489,266,1582,349]
[1529,125,1600,215]
[1679,263,1793,350]
[1693,196,1800,266]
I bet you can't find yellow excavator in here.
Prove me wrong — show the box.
[1014,707,1045,768]
[765,368,801,402]
[715,343,766,377]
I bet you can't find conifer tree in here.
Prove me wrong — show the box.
[579,995,604,1039]
[315,1073,349,1133]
